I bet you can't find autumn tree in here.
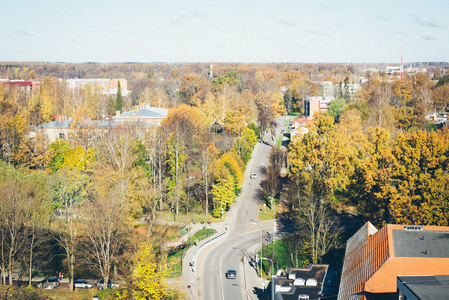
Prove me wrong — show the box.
[366,85,395,132]
[388,129,449,225]
[115,242,182,300]
[199,140,218,216]
[166,131,187,217]
[347,127,395,227]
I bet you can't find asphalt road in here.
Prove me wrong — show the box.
[198,117,288,300]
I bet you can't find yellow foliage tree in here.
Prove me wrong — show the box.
[116,242,182,300]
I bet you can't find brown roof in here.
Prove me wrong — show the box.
[338,222,449,300]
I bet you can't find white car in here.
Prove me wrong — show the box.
[250,173,257,179]
[73,279,94,289]
[97,279,120,290]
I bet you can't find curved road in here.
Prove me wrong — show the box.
[198,117,288,300]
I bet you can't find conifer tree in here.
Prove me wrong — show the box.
[115,81,123,113]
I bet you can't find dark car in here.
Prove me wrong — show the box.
[73,279,94,289]
[226,270,237,279]
[96,279,120,290]
[36,277,60,289]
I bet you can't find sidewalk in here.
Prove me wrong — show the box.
[177,221,229,299]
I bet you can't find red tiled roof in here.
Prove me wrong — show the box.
[2,81,33,87]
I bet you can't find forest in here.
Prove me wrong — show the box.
[0,61,448,298]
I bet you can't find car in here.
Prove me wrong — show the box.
[73,279,94,289]
[250,173,257,179]
[36,277,60,289]
[96,279,120,290]
[226,270,237,279]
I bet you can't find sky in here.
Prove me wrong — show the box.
[1,0,448,64]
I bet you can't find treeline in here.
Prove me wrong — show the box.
[283,70,449,265]
[1,61,449,293]
[286,117,449,265]
[0,63,288,296]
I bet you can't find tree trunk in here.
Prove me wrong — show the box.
[69,251,74,291]
[28,234,35,287]
[8,236,14,285]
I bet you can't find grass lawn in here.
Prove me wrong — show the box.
[167,228,216,277]
[160,211,220,224]
[0,284,115,300]
[259,196,278,221]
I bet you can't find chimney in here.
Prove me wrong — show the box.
[116,110,120,117]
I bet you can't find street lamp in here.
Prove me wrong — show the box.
[261,257,274,278]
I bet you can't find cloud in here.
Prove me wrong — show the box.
[14,30,31,36]
[170,11,209,27]
[320,4,340,11]
[304,28,332,37]
[376,14,389,21]
[279,20,295,27]
[407,14,442,28]
[422,34,437,41]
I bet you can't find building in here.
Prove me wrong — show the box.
[397,275,449,300]
[1,79,37,97]
[290,117,313,139]
[304,96,334,119]
[38,103,168,142]
[113,103,168,125]
[271,265,329,300]
[338,222,449,300]
[66,78,131,96]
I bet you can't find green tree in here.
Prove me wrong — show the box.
[327,98,346,121]
[47,140,71,172]
[53,167,92,291]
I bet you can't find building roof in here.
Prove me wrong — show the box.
[397,275,449,300]
[38,119,155,129]
[274,265,328,300]
[393,229,449,258]
[338,223,449,300]
[114,103,168,120]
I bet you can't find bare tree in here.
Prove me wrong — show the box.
[298,193,340,264]
[82,194,129,289]
[0,175,29,285]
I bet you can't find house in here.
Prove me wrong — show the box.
[338,222,449,300]
[290,117,313,140]
[271,264,329,300]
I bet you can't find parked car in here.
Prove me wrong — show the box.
[226,270,237,279]
[73,279,94,289]
[250,173,257,179]
[36,277,60,289]
[96,279,120,290]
